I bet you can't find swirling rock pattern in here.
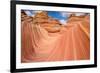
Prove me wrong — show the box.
[21,11,90,63]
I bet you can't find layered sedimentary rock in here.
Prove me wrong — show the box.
[21,10,33,22]
[67,13,90,38]
[33,11,61,33]
[21,11,90,63]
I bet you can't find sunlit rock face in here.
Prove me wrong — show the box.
[21,11,90,63]
[66,13,90,38]
[33,11,61,33]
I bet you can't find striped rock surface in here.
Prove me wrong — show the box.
[21,11,90,63]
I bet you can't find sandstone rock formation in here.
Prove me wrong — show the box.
[67,13,90,38]
[32,11,61,33]
[21,11,90,63]
[21,10,33,22]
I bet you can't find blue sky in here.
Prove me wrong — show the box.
[47,11,67,20]
[47,11,69,24]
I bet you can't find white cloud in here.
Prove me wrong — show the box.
[25,11,32,16]
[60,12,72,18]
[60,12,86,18]
[75,13,86,16]
[24,11,35,16]
[61,12,68,18]
[59,19,66,25]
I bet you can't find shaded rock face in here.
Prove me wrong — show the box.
[21,10,33,23]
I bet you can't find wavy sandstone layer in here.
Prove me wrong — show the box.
[21,11,90,63]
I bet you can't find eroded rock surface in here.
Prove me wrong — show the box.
[21,11,90,63]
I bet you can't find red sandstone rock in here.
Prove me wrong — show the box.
[32,11,61,33]
[21,11,90,63]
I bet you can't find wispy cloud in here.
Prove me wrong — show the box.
[61,12,68,18]
[75,13,86,16]
[59,19,66,25]
[60,12,72,18]
[24,11,32,16]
